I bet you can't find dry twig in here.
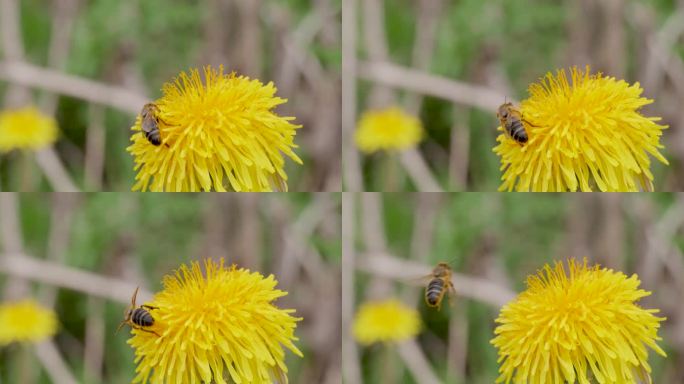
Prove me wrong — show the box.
[358,61,511,112]
[0,61,147,114]
[358,252,516,308]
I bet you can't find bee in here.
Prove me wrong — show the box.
[424,262,456,310]
[497,102,530,145]
[140,103,166,146]
[116,287,160,337]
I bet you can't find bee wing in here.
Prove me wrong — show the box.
[401,274,433,287]
[141,116,156,134]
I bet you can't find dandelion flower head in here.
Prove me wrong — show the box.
[0,299,58,346]
[355,106,423,153]
[353,298,420,345]
[494,66,668,192]
[128,258,303,384]
[491,258,667,384]
[127,66,302,192]
[0,106,58,152]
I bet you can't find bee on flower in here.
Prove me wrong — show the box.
[494,66,668,192]
[125,258,303,384]
[127,66,303,192]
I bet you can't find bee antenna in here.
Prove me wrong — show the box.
[115,321,127,335]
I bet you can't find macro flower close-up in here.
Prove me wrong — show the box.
[491,258,667,384]
[0,299,58,346]
[0,107,58,153]
[127,258,303,384]
[352,298,420,345]
[355,107,423,154]
[127,65,303,192]
[494,66,669,192]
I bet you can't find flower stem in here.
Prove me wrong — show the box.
[383,152,400,191]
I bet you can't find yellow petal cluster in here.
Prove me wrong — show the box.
[0,299,58,345]
[494,66,668,191]
[491,259,667,384]
[127,66,302,192]
[355,107,423,153]
[0,107,58,152]
[128,258,303,384]
[352,298,420,345]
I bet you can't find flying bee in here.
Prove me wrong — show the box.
[497,102,530,145]
[140,103,169,147]
[116,287,160,337]
[424,262,456,310]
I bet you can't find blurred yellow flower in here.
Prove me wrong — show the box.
[128,258,303,384]
[355,107,423,153]
[353,298,420,345]
[0,299,58,346]
[492,259,666,384]
[0,106,58,152]
[494,66,668,191]
[127,66,302,192]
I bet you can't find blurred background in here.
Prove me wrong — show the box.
[0,192,341,383]
[343,193,684,383]
[0,0,341,191]
[343,0,684,191]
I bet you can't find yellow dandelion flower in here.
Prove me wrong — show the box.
[494,66,668,192]
[491,259,667,384]
[0,299,58,346]
[355,107,423,153]
[128,258,303,384]
[0,106,58,152]
[353,298,420,345]
[127,66,303,192]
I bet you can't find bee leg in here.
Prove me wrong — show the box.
[157,116,179,127]
[447,284,457,307]
[142,304,159,310]
[521,117,539,127]
[131,325,161,337]
[115,320,128,334]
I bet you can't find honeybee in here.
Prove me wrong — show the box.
[497,102,529,145]
[140,103,166,146]
[424,262,456,310]
[116,287,160,337]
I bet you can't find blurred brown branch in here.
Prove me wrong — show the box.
[357,60,513,113]
[397,339,442,384]
[342,0,363,191]
[0,254,152,305]
[34,341,78,384]
[341,192,362,384]
[357,252,516,308]
[0,61,147,114]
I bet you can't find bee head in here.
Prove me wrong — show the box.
[497,103,513,119]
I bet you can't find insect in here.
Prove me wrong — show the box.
[496,102,530,145]
[424,262,456,310]
[116,287,160,337]
[140,103,167,146]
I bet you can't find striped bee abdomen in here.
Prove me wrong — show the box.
[506,120,528,144]
[131,308,154,327]
[144,130,162,146]
[426,278,445,306]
